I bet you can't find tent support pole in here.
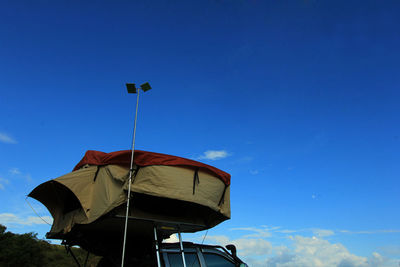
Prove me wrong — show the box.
[178,230,187,267]
[121,88,141,267]
[65,245,82,267]
[154,226,162,267]
[83,250,90,267]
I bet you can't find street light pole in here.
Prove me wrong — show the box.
[121,82,151,267]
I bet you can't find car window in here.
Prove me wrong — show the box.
[167,252,200,267]
[202,253,235,267]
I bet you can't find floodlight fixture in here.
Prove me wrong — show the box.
[126,82,151,94]
[126,83,137,94]
[140,82,152,92]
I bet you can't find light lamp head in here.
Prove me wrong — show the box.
[140,82,152,92]
[126,83,137,94]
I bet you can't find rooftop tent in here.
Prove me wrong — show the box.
[29,150,230,254]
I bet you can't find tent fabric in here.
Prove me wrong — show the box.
[73,150,231,185]
[29,150,231,241]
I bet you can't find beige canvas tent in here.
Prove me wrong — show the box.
[29,150,230,255]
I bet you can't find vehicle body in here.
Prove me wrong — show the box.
[97,241,248,267]
[161,242,248,267]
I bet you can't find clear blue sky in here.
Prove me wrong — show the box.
[0,1,399,266]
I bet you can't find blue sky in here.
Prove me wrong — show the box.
[1,0,399,266]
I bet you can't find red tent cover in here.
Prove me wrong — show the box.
[73,150,231,186]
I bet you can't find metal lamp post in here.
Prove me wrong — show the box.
[121,82,152,267]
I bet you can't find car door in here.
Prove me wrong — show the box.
[162,247,201,267]
[199,248,236,267]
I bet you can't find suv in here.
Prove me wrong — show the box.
[96,241,248,267]
[161,242,248,267]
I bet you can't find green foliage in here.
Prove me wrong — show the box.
[0,224,101,267]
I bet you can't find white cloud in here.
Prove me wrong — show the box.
[232,226,400,239]
[0,132,17,144]
[203,234,230,245]
[25,216,53,225]
[276,229,300,234]
[9,168,21,175]
[234,238,272,256]
[205,234,377,267]
[205,235,272,257]
[312,228,335,237]
[339,229,400,234]
[0,213,53,226]
[231,226,272,238]
[7,168,32,182]
[198,150,230,160]
[378,245,400,257]
[242,235,396,267]
[250,169,259,175]
[163,234,179,243]
[265,235,370,267]
[0,178,9,190]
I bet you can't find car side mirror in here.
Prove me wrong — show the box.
[225,244,237,257]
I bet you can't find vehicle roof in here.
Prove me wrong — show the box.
[161,242,229,251]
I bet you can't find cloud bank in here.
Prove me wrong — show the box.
[204,233,397,267]
[0,213,53,226]
[198,226,400,267]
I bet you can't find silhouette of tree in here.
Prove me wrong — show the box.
[0,224,101,267]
